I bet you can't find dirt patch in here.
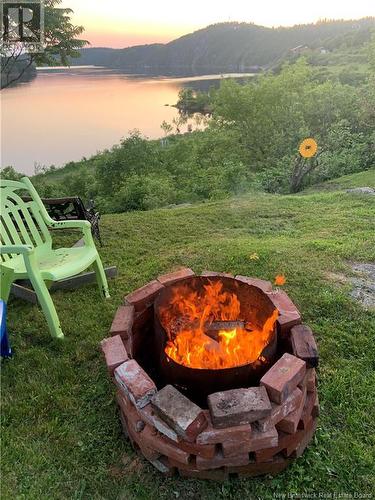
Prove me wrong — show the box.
[325,263,375,310]
[349,263,375,310]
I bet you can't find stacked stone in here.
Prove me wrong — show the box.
[100,268,319,480]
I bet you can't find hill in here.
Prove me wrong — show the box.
[303,169,375,192]
[2,181,374,497]
[73,18,375,73]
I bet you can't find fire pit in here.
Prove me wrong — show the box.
[101,269,319,480]
[154,276,279,406]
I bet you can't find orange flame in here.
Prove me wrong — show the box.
[161,281,278,370]
[274,274,286,286]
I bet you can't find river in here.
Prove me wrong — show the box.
[1,66,254,175]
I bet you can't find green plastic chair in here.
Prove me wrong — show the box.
[0,177,110,339]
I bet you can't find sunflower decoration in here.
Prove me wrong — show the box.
[299,138,318,158]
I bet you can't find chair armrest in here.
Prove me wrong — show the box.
[48,220,94,247]
[48,220,91,231]
[0,244,34,255]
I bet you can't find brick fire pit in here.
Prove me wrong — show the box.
[101,269,319,480]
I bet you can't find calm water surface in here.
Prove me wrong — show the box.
[1,66,253,174]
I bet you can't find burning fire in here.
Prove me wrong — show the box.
[161,280,278,370]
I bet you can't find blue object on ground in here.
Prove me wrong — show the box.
[0,299,12,358]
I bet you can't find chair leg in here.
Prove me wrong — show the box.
[0,268,14,302]
[28,272,64,339]
[92,256,110,298]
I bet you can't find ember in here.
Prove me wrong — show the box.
[160,280,279,370]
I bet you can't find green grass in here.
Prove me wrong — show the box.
[303,168,375,192]
[2,177,375,499]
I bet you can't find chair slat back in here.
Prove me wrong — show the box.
[0,178,52,262]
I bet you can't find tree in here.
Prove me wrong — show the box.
[1,0,87,89]
[212,58,368,191]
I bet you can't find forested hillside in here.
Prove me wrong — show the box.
[73,18,375,73]
[4,22,374,215]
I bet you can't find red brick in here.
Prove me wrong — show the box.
[256,387,303,432]
[139,404,179,442]
[125,280,164,312]
[168,457,196,471]
[226,455,289,477]
[307,369,317,392]
[267,290,302,335]
[120,395,193,465]
[126,404,191,464]
[157,268,195,286]
[196,449,249,470]
[115,360,157,409]
[124,306,154,358]
[149,456,176,476]
[197,411,252,445]
[299,367,317,392]
[165,437,216,459]
[100,335,129,376]
[118,396,178,443]
[260,353,306,404]
[179,466,228,481]
[247,426,279,452]
[141,425,192,464]
[299,391,317,429]
[141,407,215,458]
[254,445,281,463]
[126,415,169,465]
[201,271,234,278]
[151,385,207,442]
[284,418,314,456]
[277,314,302,335]
[110,305,135,339]
[222,426,278,457]
[122,396,214,461]
[208,387,271,428]
[116,392,143,429]
[256,417,318,461]
[129,427,161,461]
[292,418,317,458]
[255,427,306,462]
[291,324,319,368]
[312,394,320,418]
[221,433,252,457]
[276,386,307,434]
[267,290,300,317]
[235,276,273,293]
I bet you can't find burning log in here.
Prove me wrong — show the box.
[204,321,246,341]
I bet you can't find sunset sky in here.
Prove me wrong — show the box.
[62,0,375,48]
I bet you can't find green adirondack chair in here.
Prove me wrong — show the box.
[0,177,110,339]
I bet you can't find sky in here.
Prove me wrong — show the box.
[61,0,375,48]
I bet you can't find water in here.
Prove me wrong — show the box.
[1,66,254,175]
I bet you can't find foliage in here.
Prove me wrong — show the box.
[212,58,374,192]
[1,0,87,88]
[175,88,212,116]
[0,166,23,181]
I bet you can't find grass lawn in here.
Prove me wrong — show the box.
[1,172,375,499]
